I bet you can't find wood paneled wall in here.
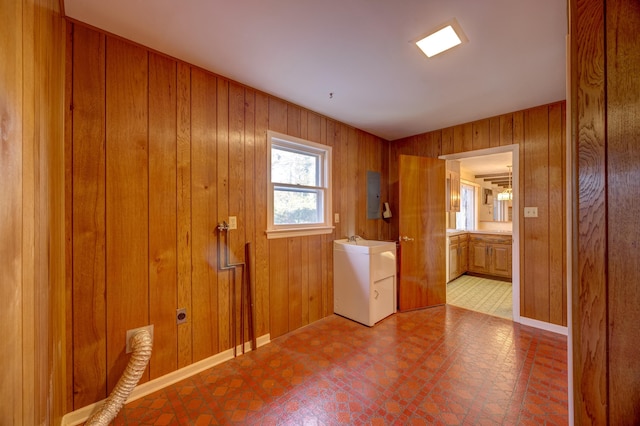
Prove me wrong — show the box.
[390,101,567,326]
[0,0,66,424]
[66,23,390,410]
[572,0,640,423]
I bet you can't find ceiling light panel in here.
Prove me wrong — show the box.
[416,19,467,58]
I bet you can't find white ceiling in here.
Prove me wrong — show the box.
[63,0,567,142]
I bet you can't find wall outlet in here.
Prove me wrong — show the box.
[176,308,187,325]
[334,213,340,223]
[126,325,154,354]
[228,216,237,230]
[524,207,538,218]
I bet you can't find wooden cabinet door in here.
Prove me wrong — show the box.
[490,243,512,278]
[468,241,489,274]
[449,237,459,281]
[459,239,468,275]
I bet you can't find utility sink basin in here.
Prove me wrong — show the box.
[333,239,397,327]
[333,238,396,255]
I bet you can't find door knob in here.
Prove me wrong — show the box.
[400,236,414,242]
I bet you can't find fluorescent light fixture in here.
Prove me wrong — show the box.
[415,19,467,58]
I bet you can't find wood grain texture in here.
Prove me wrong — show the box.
[253,92,270,337]
[389,102,566,326]
[71,26,107,407]
[105,37,150,392]
[572,0,608,423]
[441,127,454,155]
[522,105,550,321]
[548,102,565,326]
[1,0,24,420]
[216,78,231,351]
[148,52,178,378]
[453,122,473,153]
[398,155,446,310]
[605,0,640,422]
[500,113,514,146]
[472,119,490,151]
[66,24,390,407]
[176,62,193,368]
[2,1,66,422]
[190,69,218,361]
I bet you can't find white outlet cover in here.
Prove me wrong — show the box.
[524,207,538,218]
[334,213,340,223]
[228,216,237,229]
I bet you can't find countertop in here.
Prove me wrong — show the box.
[446,229,512,236]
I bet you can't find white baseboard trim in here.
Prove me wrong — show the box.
[61,333,271,426]
[519,316,568,336]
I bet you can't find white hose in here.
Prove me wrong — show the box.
[86,329,153,425]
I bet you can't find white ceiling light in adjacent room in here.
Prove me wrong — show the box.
[416,19,467,58]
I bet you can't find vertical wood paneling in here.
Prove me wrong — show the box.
[267,98,289,339]
[64,21,75,415]
[216,79,231,351]
[67,24,391,406]
[573,0,607,422]
[105,38,149,391]
[441,127,454,155]
[243,88,256,343]
[453,123,473,153]
[522,106,550,321]
[228,82,245,348]
[472,119,490,150]
[548,102,565,326]
[500,113,514,146]
[176,62,193,368]
[269,239,289,338]
[607,1,640,422]
[1,0,24,420]
[288,238,303,330]
[190,69,218,361]
[148,53,178,378]
[254,92,270,337]
[3,1,66,422]
[71,26,107,408]
[489,116,501,147]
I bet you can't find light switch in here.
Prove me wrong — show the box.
[524,207,538,218]
[334,213,340,223]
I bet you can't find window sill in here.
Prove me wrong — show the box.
[265,226,334,239]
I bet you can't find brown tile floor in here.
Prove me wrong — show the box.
[112,305,568,425]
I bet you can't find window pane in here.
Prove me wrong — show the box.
[274,188,321,224]
[271,147,318,186]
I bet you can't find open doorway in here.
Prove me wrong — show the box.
[440,144,520,323]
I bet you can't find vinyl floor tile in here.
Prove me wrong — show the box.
[110,305,567,425]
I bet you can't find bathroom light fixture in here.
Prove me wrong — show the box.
[497,165,513,201]
[415,19,467,58]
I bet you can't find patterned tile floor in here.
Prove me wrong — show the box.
[112,306,568,425]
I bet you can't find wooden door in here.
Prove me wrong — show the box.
[398,155,446,311]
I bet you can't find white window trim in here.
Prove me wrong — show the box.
[266,130,334,239]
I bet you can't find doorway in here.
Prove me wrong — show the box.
[440,144,520,323]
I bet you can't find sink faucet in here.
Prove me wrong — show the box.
[347,235,362,242]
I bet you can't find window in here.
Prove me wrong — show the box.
[266,131,333,239]
[456,182,476,230]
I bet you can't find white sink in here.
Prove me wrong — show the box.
[334,238,396,255]
[333,239,397,326]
